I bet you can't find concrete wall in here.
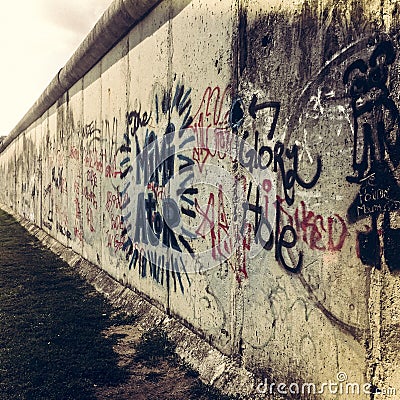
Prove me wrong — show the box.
[1,0,400,397]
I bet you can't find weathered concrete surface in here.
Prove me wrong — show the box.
[1,0,400,397]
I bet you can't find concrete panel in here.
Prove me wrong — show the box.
[0,143,15,208]
[41,106,57,235]
[2,140,13,209]
[64,80,84,255]
[0,149,5,205]
[7,142,16,210]
[32,119,42,226]
[19,131,29,220]
[236,0,385,392]
[99,36,129,277]
[81,62,103,266]
[14,134,23,217]
[21,121,42,225]
[51,94,71,248]
[23,124,38,223]
[33,116,45,228]
[167,0,238,354]
[115,0,175,309]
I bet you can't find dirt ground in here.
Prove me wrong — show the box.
[96,314,237,400]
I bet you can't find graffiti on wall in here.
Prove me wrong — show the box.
[107,78,355,291]
[343,37,400,271]
[188,85,326,277]
[115,84,197,293]
[21,71,359,298]
[22,46,391,297]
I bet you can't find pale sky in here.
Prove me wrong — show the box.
[0,0,114,136]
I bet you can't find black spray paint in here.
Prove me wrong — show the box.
[344,38,400,271]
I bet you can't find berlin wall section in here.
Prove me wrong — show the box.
[2,0,400,397]
[236,0,400,392]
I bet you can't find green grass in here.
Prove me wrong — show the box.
[0,210,128,400]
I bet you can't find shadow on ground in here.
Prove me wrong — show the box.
[0,210,238,400]
[0,210,127,399]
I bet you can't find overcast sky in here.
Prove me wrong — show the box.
[0,0,113,136]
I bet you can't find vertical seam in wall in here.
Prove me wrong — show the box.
[230,0,245,362]
[14,138,17,212]
[237,0,246,363]
[165,0,174,316]
[39,117,43,229]
[81,74,86,258]
[124,34,130,285]
[67,92,72,250]
[98,57,103,269]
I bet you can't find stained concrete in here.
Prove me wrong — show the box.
[1,0,400,398]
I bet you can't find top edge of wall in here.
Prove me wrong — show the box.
[0,0,162,152]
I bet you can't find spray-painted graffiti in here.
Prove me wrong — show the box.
[344,38,400,271]
[191,86,232,171]
[278,198,348,252]
[105,189,130,253]
[73,174,83,242]
[116,84,197,293]
[32,80,355,293]
[114,81,357,286]
[189,86,324,276]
